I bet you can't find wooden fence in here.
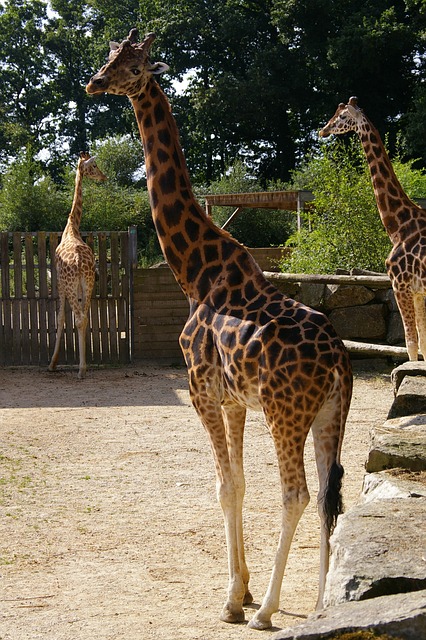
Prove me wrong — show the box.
[0,229,136,367]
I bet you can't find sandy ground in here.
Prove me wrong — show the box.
[0,361,394,640]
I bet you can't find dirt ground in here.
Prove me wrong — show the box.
[0,360,394,640]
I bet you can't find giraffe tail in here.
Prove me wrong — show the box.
[77,278,87,313]
[323,367,351,535]
[323,461,344,535]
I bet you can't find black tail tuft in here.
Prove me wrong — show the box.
[324,462,344,535]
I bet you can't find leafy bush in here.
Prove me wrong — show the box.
[281,139,393,274]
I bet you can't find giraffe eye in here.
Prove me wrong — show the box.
[131,68,141,76]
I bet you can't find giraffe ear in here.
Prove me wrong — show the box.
[347,104,362,120]
[109,41,120,52]
[148,62,170,75]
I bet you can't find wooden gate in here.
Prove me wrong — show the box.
[0,228,136,367]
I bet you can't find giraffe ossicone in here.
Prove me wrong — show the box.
[320,98,426,361]
[48,152,107,379]
[86,30,353,629]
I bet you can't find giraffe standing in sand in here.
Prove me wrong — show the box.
[320,97,426,361]
[86,30,353,629]
[49,152,106,379]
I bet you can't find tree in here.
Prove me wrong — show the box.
[0,0,55,167]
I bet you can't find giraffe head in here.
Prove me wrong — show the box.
[319,97,364,138]
[78,151,107,182]
[86,29,169,99]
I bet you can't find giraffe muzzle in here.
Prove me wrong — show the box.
[86,74,109,94]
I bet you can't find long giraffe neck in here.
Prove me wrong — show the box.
[65,168,84,235]
[358,117,417,243]
[130,78,262,300]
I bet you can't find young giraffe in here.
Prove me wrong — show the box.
[320,97,426,361]
[86,30,353,629]
[49,152,107,379]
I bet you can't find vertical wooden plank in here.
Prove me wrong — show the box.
[12,299,21,364]
[49,232,59,298]
[20,299,30,365]
[110,233,120,298]
[29,299,39,364]
[98,232,108,297]
[38,299,49,364]
[2,300,12,365]
[121,231,131,360]
[13,232,23,299]
[38,232,48,299]
[90,299,101,363]
[25,234,36,298]
[118,297,129,363]
[0,301,5,365]
[97,233,109,363]
[36,233,48,364]
[99,299,109,363]
[1,232,10,299]
[108,298,118,361]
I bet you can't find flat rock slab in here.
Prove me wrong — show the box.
[362,469,426,502]
[323,498,426,607]
[272,590,426,640]
[388,375,426,418]
[391,361,426,393]
[366,414,426,472]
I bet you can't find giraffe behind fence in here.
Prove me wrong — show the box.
[48,152,107,379]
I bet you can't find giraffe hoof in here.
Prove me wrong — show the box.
[248,613,272,630]
[220,604,245,624]
[243,590,254,605]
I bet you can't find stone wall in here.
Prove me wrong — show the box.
[266,270,405,348]
[274,363,426,640]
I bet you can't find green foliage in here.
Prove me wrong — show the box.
[202,160,296,248]
[280,139,391,274]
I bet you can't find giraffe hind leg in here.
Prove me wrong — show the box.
[48,295,66,371]
[311,377,346,610]
[414,294,426,359]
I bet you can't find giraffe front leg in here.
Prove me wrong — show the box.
[190,384,247,624]
[414,294,426,360]
[393,288,419,361]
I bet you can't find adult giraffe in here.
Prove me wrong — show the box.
[86,30,353,629]
[320,97,426,361]
[49,152,106,379]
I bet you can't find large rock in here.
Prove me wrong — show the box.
[362,470,426,502]
[388,376,426,418]
[323,498,426,607]
[391,361,426,393]
[272,590,426,640]
[387,311,405,345]
[324,284,375,310]
[366,414,426,472]
[329,304,387,340]
[299,282,326,309]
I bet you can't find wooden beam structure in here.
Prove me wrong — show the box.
[204,190,314,230]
